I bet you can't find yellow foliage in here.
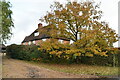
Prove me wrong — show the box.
[93,49,99,54]
[85,52,93,57]
[65,55,70,59]
[38,48,40,50]
[47,48,51,51]
[56,51,63,55]
[74,53,81,56]
[49,51,57,54]
[65,49,81,55]
[100,51,108,56]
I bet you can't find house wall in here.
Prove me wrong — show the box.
[46,39,51,41]
[26,42,28,45]
[63,40,70,44]
[22,42,29,45]
[35,40,42,45]
[22,39,70,45]
[44,38,70,44]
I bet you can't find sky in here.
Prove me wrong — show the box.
[6,0,119,47]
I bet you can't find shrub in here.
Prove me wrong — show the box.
[6,44,41,61]
[38,40,120,66]
[6,44,23,59]
[6,43,120,67]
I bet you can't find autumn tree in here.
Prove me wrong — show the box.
[39,0,118,61]
[40,1,117,48]
[0,0,14,44]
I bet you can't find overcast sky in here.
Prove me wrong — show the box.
[7,0,119,47]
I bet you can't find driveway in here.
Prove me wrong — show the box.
[2,56,100,78]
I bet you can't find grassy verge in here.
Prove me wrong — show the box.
[25,60,119,76]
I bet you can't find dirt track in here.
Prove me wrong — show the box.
[2,57,99,78]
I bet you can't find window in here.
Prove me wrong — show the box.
[70,40,74,44]
[33,41,35,44]
[28,41,31,45]
[23,42,26,45]
[34,32,39,36]
[42,39,47,41]
[58,39,63,43]
[79,11,83,16]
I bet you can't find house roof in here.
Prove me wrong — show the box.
[22,25,70,43]
[22,29,50,43]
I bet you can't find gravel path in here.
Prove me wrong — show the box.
[2,57,99,78]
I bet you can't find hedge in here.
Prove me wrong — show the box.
[6,44,41,61]
[6,44,120,67]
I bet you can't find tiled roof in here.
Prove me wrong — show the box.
[22,26,70,43]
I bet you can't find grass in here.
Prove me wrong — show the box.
[25,60,119,76]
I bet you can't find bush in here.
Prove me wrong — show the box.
[6,44,23,59]
[38,40,120,66]
[6,43,120,67]
[6,44,41,61]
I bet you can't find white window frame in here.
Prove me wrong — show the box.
[58,39,63,43]
[23,42,26,45]
[70,40,74,44]
[32,41,35,44]
[42,39,47,41]
[34,32,39,36]
[79,11,83,16]
[28,41,31,45]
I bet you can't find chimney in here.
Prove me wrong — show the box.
[38,23,42,28]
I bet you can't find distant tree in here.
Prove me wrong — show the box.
[0,0,14,44]
[40,1,118,47]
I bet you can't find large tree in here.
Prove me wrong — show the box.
[0,0,14,44]
[40,1,118,47]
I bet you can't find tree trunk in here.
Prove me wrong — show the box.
[75,32,78,41]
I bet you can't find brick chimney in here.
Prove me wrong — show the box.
[38,23,42,28]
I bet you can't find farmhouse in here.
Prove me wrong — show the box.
[21,23,71,45]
